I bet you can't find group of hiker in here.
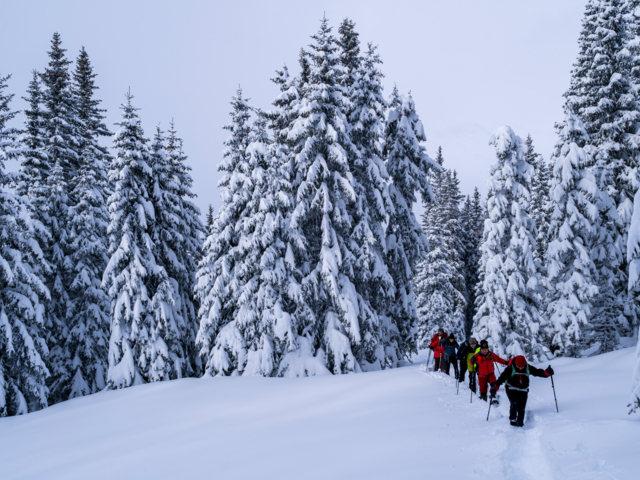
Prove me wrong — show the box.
[428,328,555,427]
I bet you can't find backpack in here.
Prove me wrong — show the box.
[509,361,529,380]
[509,364,529,378]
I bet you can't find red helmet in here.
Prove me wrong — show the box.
[514,355,527,369]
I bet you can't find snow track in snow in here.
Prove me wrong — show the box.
[422,349,636,480]
[495,415,553,480]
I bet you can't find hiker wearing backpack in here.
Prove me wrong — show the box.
[457,337,478,385]
[440,333,459,377]
[429,328,447,372]
[491,355,554,427]
[470,340,507,402]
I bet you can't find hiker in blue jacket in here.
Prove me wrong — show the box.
[440,333,459,377]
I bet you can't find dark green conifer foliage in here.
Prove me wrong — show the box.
[525,134,551,267]
[206,204,214,232]
[337,18,360,89]
[72,47,111,168]
[17,71,48,201]
[460,188,483,335]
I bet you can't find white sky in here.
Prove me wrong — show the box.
[0,0,587,215]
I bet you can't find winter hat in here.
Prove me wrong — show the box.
[437,328,445,334]
[469,337,477,345]
[448,333,455,339]
[514,355,527,369]
[480,340,489,349]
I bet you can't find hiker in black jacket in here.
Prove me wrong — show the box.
[440,333,459,377]
[492,355,554,427]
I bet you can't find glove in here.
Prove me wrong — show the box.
[545,366,554,376]
[490,383,497,394]
[429,346,434,351]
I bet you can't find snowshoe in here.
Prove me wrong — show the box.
[479,393,488,402]
[490,395,499,406]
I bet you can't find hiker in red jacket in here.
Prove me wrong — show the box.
[470,340,507,402]
[429,328,447,372]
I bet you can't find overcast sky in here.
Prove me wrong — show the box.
[0,0,587,215]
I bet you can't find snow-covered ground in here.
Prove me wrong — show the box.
[1,348,638,480]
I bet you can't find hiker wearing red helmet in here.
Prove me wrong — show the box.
[469,340,507,402]
[492,355,554,427]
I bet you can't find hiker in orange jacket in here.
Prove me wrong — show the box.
[470,339,507,402]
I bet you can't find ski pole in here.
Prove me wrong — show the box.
[550,368,559,413]
[486,395,492,421]
[470,371,475,403]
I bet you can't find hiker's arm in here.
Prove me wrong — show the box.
[494,365,510,387]
[530,365,553,378]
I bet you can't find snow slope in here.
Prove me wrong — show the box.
[0,348,638,480]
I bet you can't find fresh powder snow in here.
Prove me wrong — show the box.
[0,347,637,479]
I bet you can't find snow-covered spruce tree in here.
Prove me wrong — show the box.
[415,153,465,344]
[415,225,466,345]
[38,33,84,399]
[250,70,324,377]
[288,18,382,374]
[41,157,72,397]
[347,43,397,368]
[103,93,178,388]
[566,0,639,343]
[473,126,543,359]
[545,114,599,358]
[383,86,434,352]
[158,122,205,376]
[146,126,189,379]
[460,188,483,335]
[526,134,551,267]
[195,89,253,375]
[46,46,112,403]
[56,132,110,399]
[229,108,313,377]
[0,74,50,416]
[473,195,490,324]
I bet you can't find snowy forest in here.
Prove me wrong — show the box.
[2,0,640,422]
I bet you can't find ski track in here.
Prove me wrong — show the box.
[421,362,622,480]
